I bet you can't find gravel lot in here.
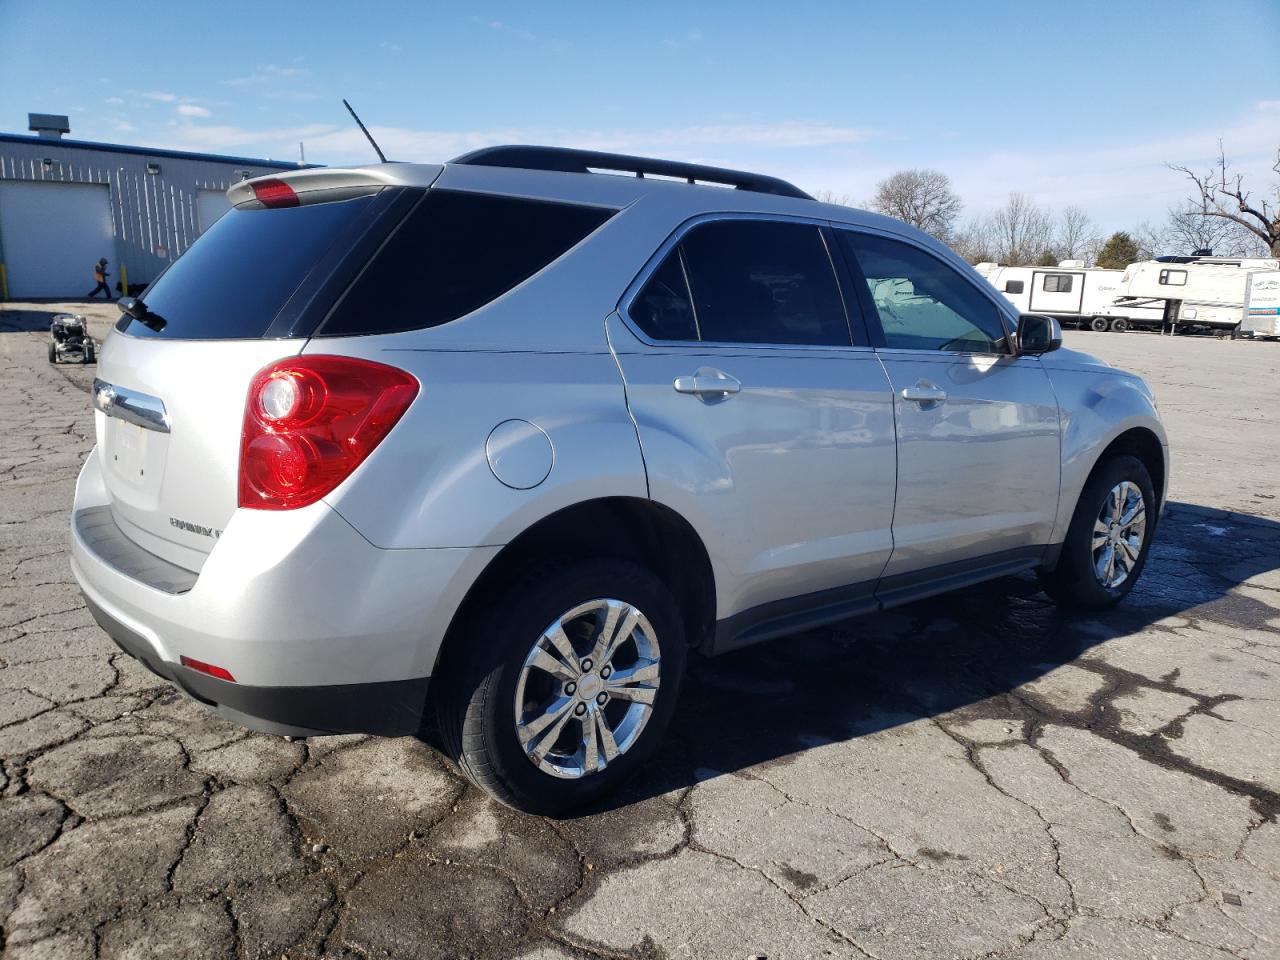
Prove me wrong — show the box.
[2,303,1278,960]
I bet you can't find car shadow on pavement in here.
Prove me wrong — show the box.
[583,500,1280,814]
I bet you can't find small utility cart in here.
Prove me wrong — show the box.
[48,314,96,364]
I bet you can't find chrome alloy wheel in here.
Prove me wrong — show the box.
[513,599,661,779]
[1093,480,1147,588]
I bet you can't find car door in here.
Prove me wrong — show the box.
[833,228,1061,582]
[607,216,897,631]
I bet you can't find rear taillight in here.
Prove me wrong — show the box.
[239,356,418,510]
[251,178,300,208]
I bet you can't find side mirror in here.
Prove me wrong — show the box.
[1017,314,1062,355]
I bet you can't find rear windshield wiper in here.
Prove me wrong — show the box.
[118,297,167,333]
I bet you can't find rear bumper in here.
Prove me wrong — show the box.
[70,447,499,735]
[82,591,429,736]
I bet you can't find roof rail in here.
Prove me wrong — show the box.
[449,145,813,200]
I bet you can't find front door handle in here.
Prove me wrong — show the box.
[901,381,947,404]
[673,367,741,399]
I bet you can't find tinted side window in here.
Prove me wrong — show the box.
[631,250,698,341]
[1004,280,1025,294]
[680,220,850,346]
[321,190,615,337]
[1043,273,1073,293]
[126,196,376,340]
[838,232,1007,353]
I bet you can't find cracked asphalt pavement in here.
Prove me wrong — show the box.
[2,303,1278,960]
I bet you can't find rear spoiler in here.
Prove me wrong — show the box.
[227,165,442,208]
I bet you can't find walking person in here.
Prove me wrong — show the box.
[87,258,112,299]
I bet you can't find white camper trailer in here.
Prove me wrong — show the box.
[973,261,1164,331]
[1106,255,1280,334]
[1242,270,1280,338]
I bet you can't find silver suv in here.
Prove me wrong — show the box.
[71,146,1167,814]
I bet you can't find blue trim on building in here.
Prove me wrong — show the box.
[0,133,313,170]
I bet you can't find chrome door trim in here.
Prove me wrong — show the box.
[93,378,171,434]
[615,211,876,355]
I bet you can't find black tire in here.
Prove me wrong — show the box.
[1038,454,1156,610]
[1090,316,1110,333]
[47,342,58,364]
[436,559,686,815]
[83,342,96,364]
[1109,317,1129,334]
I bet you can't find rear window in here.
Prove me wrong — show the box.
[318,190,616,337]
[122,195,376,339]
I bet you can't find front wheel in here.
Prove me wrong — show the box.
[436,559,686,815]
[1038,454,1156,609]
[47,342,58,364]
[1090,316,1110,333]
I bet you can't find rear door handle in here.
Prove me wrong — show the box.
[673,368,741,399]
[901,381,947,404]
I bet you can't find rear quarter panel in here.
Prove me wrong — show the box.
[308,339,647,549]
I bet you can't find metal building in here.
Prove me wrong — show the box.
[0,113,307,299]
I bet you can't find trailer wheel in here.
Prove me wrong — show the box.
[1109,317,1129,334]
[1090,316,1110,333]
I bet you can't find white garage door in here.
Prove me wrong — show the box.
[197,188,232,233]
[0,180,115,298]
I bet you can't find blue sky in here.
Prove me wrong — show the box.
[3,0,1277,232]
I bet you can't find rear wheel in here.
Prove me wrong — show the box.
[436,559,686,815]
[1038,454,1155,609]
[1090,316,1110,333]
[1109,317,1129,333]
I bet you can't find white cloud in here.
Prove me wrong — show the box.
[141,91,177,102]
[176,104,211,118]
[149,119,879,167]
[105,96,124,105]
[303,123,871,169]
[221,64,318,102]
[224,64,310,88]
[782,101,1280,232]
[379,41,402,52]
[663,28,703,49]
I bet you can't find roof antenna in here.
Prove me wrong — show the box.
[342,98,387,163]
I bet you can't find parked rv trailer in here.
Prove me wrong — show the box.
[1242,270,1280,338]
[973,261,1163,331]
[972,261,1167,332]
[1110,256,1280,334]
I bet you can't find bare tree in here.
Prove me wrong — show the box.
[812,188,855,207]
[950,216,998,264]
[1131,219,1167,261]
[990,192,1054,265]
[870,169,963,241]
[1164,205,1269,257]
[1170,143,1280,256]
[1055,205,1097,262]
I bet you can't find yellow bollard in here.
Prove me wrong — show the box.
[120,264,128,299]
[0,263,7,301]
